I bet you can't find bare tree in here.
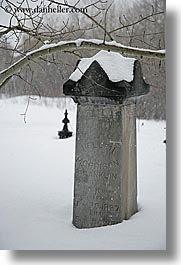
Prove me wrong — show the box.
[0,0,165,119]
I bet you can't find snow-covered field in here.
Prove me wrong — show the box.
[0,96,166,250]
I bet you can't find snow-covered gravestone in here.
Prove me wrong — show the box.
[63,50,149,228]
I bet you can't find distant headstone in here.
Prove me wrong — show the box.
[63,51,149,228]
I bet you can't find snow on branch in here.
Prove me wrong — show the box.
[0,38,165,89]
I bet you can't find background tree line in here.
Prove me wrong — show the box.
[0,0,165,120]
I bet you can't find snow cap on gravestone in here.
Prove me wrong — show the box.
[63,50,149,99]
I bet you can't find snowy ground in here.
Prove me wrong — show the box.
[0,96,166,250]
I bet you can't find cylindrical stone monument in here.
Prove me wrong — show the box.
[63,50,149,228]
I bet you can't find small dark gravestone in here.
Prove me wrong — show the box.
[63,50,149,228]
[58,109,72,139]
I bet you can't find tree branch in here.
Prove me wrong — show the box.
[48,0,113,41]
[0,38,165,89]
[109,11,164,34]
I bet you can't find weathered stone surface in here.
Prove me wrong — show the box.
[73,103,123,228]
[121,103,137,220]
[72,100,137,228]
[63,60,149,99]
[63,52,149,229]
